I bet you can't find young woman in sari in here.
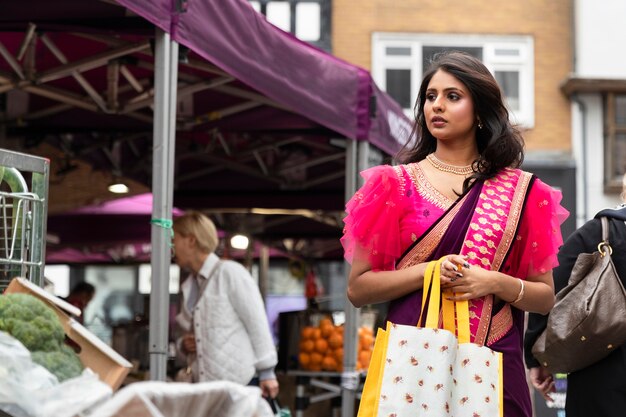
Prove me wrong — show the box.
[341,51,568,417]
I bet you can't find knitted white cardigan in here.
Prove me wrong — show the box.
[176,253,277,384]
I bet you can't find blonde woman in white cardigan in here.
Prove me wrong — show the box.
[173,211,279,400]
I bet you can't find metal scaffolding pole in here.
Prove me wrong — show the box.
[149,28,179,381]
[341,138,359,417]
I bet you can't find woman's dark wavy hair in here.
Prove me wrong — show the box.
[397,51,525,192]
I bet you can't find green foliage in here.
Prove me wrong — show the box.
[0,293,83,381]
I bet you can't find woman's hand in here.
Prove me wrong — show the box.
[439,255,494,300]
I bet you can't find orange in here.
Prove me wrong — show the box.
[319,317,333,328]
[328,332,343,349]
[359,349,372,368]
[309,352,323,366]
[314,338,329,353]
[300,339,314,353]
[310,328,322,340]
[301,326,316,340]
[320,323,334,339]
[333,347,344,363]
[299,352,310,369]
[360,333,374,349]
[322,355,338,371]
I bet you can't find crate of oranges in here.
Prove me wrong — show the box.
[297,313,375,372]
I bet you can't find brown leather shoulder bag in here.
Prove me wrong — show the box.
[532,217,626,374]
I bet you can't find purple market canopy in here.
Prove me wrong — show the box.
[0,0,412,260]
[45,192,288,263]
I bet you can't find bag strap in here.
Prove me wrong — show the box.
[195,260,222,306]
[420,257,471,343]
[421,259,442,329]
[599,217,613,257]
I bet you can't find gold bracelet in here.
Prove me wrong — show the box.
[511,279,525,304]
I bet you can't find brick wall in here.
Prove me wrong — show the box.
[332,0,573,152]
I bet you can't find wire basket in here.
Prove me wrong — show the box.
[0,149,49,291]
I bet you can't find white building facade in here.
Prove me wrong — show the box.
[567,0,626,224]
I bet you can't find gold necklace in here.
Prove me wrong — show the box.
[426,153,474,176]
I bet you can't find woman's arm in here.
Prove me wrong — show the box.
[347,246,428,307]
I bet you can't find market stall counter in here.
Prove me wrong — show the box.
[278,309,377,416]
[286,370,367,417]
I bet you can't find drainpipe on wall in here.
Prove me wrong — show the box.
[572,93,588,223]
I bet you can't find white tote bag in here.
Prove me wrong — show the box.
[358,258,503,417]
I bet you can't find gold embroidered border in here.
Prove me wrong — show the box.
[491,170,532,271]
[405,162,455,210]
[470,170,524,345]
[393,165,406,197]
[396,191,470,269]
[486,304,513,346]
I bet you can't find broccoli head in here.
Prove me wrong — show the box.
[31,345,85,382]
[0,293,83,381]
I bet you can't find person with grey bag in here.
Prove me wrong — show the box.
[524,176,626,417]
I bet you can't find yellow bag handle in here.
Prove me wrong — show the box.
[421,257,471,343]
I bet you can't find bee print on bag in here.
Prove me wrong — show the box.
[440,345,449,353]
[410,356,419,366]
[474,374,483,383]
[461,358,471,367]
[393,376,403,384]
[435,383,444,391]
[398,339,408,347]
[405,393,414,403]
[459,396,469,406]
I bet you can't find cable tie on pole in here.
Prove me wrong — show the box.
[151,218,174,246]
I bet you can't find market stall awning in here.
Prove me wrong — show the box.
[0,0,411,259]
[115,0,410,154]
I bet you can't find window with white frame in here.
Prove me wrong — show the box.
[249,1,330,50]
[605,93,626,191]
[372,33,535,128]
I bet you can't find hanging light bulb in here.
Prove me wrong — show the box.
[230,234,249,250]
[108,181,129,194]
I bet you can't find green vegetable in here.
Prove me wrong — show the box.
[0,293,83,381]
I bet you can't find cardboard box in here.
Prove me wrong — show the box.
[4,277,132,390]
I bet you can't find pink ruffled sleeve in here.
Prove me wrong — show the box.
[341,165,407,270]
[516,178,569,278]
